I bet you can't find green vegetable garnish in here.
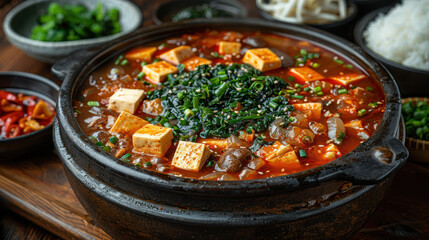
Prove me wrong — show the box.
[338,89,348,94]
[299,149,307,158]
[87,101,99,107]
[147,64,292,139]
[109,136,118,144]
[358,109,367,117]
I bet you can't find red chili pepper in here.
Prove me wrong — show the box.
[0,90,18,102]
[4,124,21,138]
[27,105,35,117]
[0,111,24,127]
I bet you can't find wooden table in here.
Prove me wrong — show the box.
[1,0,428,239]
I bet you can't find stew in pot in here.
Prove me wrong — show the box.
[73,30,384,180]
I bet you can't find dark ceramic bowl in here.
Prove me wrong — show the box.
[0,72,59,160]
[52,19,408,240]
[3,0,142,64]
[354,6,429,98]
[152,0,248,25]
[351,0,400,13]
[257,0,358,39]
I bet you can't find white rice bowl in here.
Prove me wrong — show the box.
[363,0,429,71]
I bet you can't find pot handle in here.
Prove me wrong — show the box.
[340,137,408,184]
[51,48,100,81]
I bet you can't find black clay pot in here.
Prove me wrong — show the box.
[52,19,408,240]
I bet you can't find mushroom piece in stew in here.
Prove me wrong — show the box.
[73,30,385,180]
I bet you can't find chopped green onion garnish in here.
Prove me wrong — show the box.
[87,101,100,107]
[358,109,367,117]
[314,86,322,92]
[137,72,146,80]
[269,101,279,109]
[303,87,310,92]
[192,96,200,108]
[333,59,344,64]
[114,55,123,65]
[145,161,152,167]
[288,116,295,122]
[121,153,132,160]
[153,58,161,63]
[134,163,141,167]
[109,136,118,144]
[291,95,304,99]
[300,49,307,56]
[312,63,320,68]
[207,160,215,167]
[338,89,348,94]
[95,141,104,146]
[212,52,223,58]
[74,110,81,114]
[299,149,307,158]
[140,62,147,68]
[366,87,374,91]
[288,76,295,81]
[120,59,129,66]
[102,146,111,152]
[316,91,324,96]
[216,82,229,97]
[345,64,354,69]
[368,102,378,108]
[184,109,194,118]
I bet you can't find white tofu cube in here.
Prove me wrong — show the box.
[242,48,281,72]
[182,56,212,71]
[125,47,157,62]
[171,141,212,172]
[108,88,145,113]
[110,111,149,135]
[219,41,242,54]
[132,124,173,157]
[143,61,177,84]
[160,46,194,65]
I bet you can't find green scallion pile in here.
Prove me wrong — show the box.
[147,63,293,141]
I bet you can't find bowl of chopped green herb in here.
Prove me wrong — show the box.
[3,0,142,64]
[402,97,429,163]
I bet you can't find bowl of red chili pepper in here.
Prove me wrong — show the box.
[0,72,59,160]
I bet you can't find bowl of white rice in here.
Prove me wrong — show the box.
[354,0,429,97]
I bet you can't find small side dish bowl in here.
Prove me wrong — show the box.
[152,0,248,25]
[257,0,358,38]
[402,97,429,164]
[3,0,142,64]
[354,6,429,98]
[0,72,59,160]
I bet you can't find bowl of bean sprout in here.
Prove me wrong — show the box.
[256,0,357,37]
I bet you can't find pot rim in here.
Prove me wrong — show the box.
[54,18,408,193]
